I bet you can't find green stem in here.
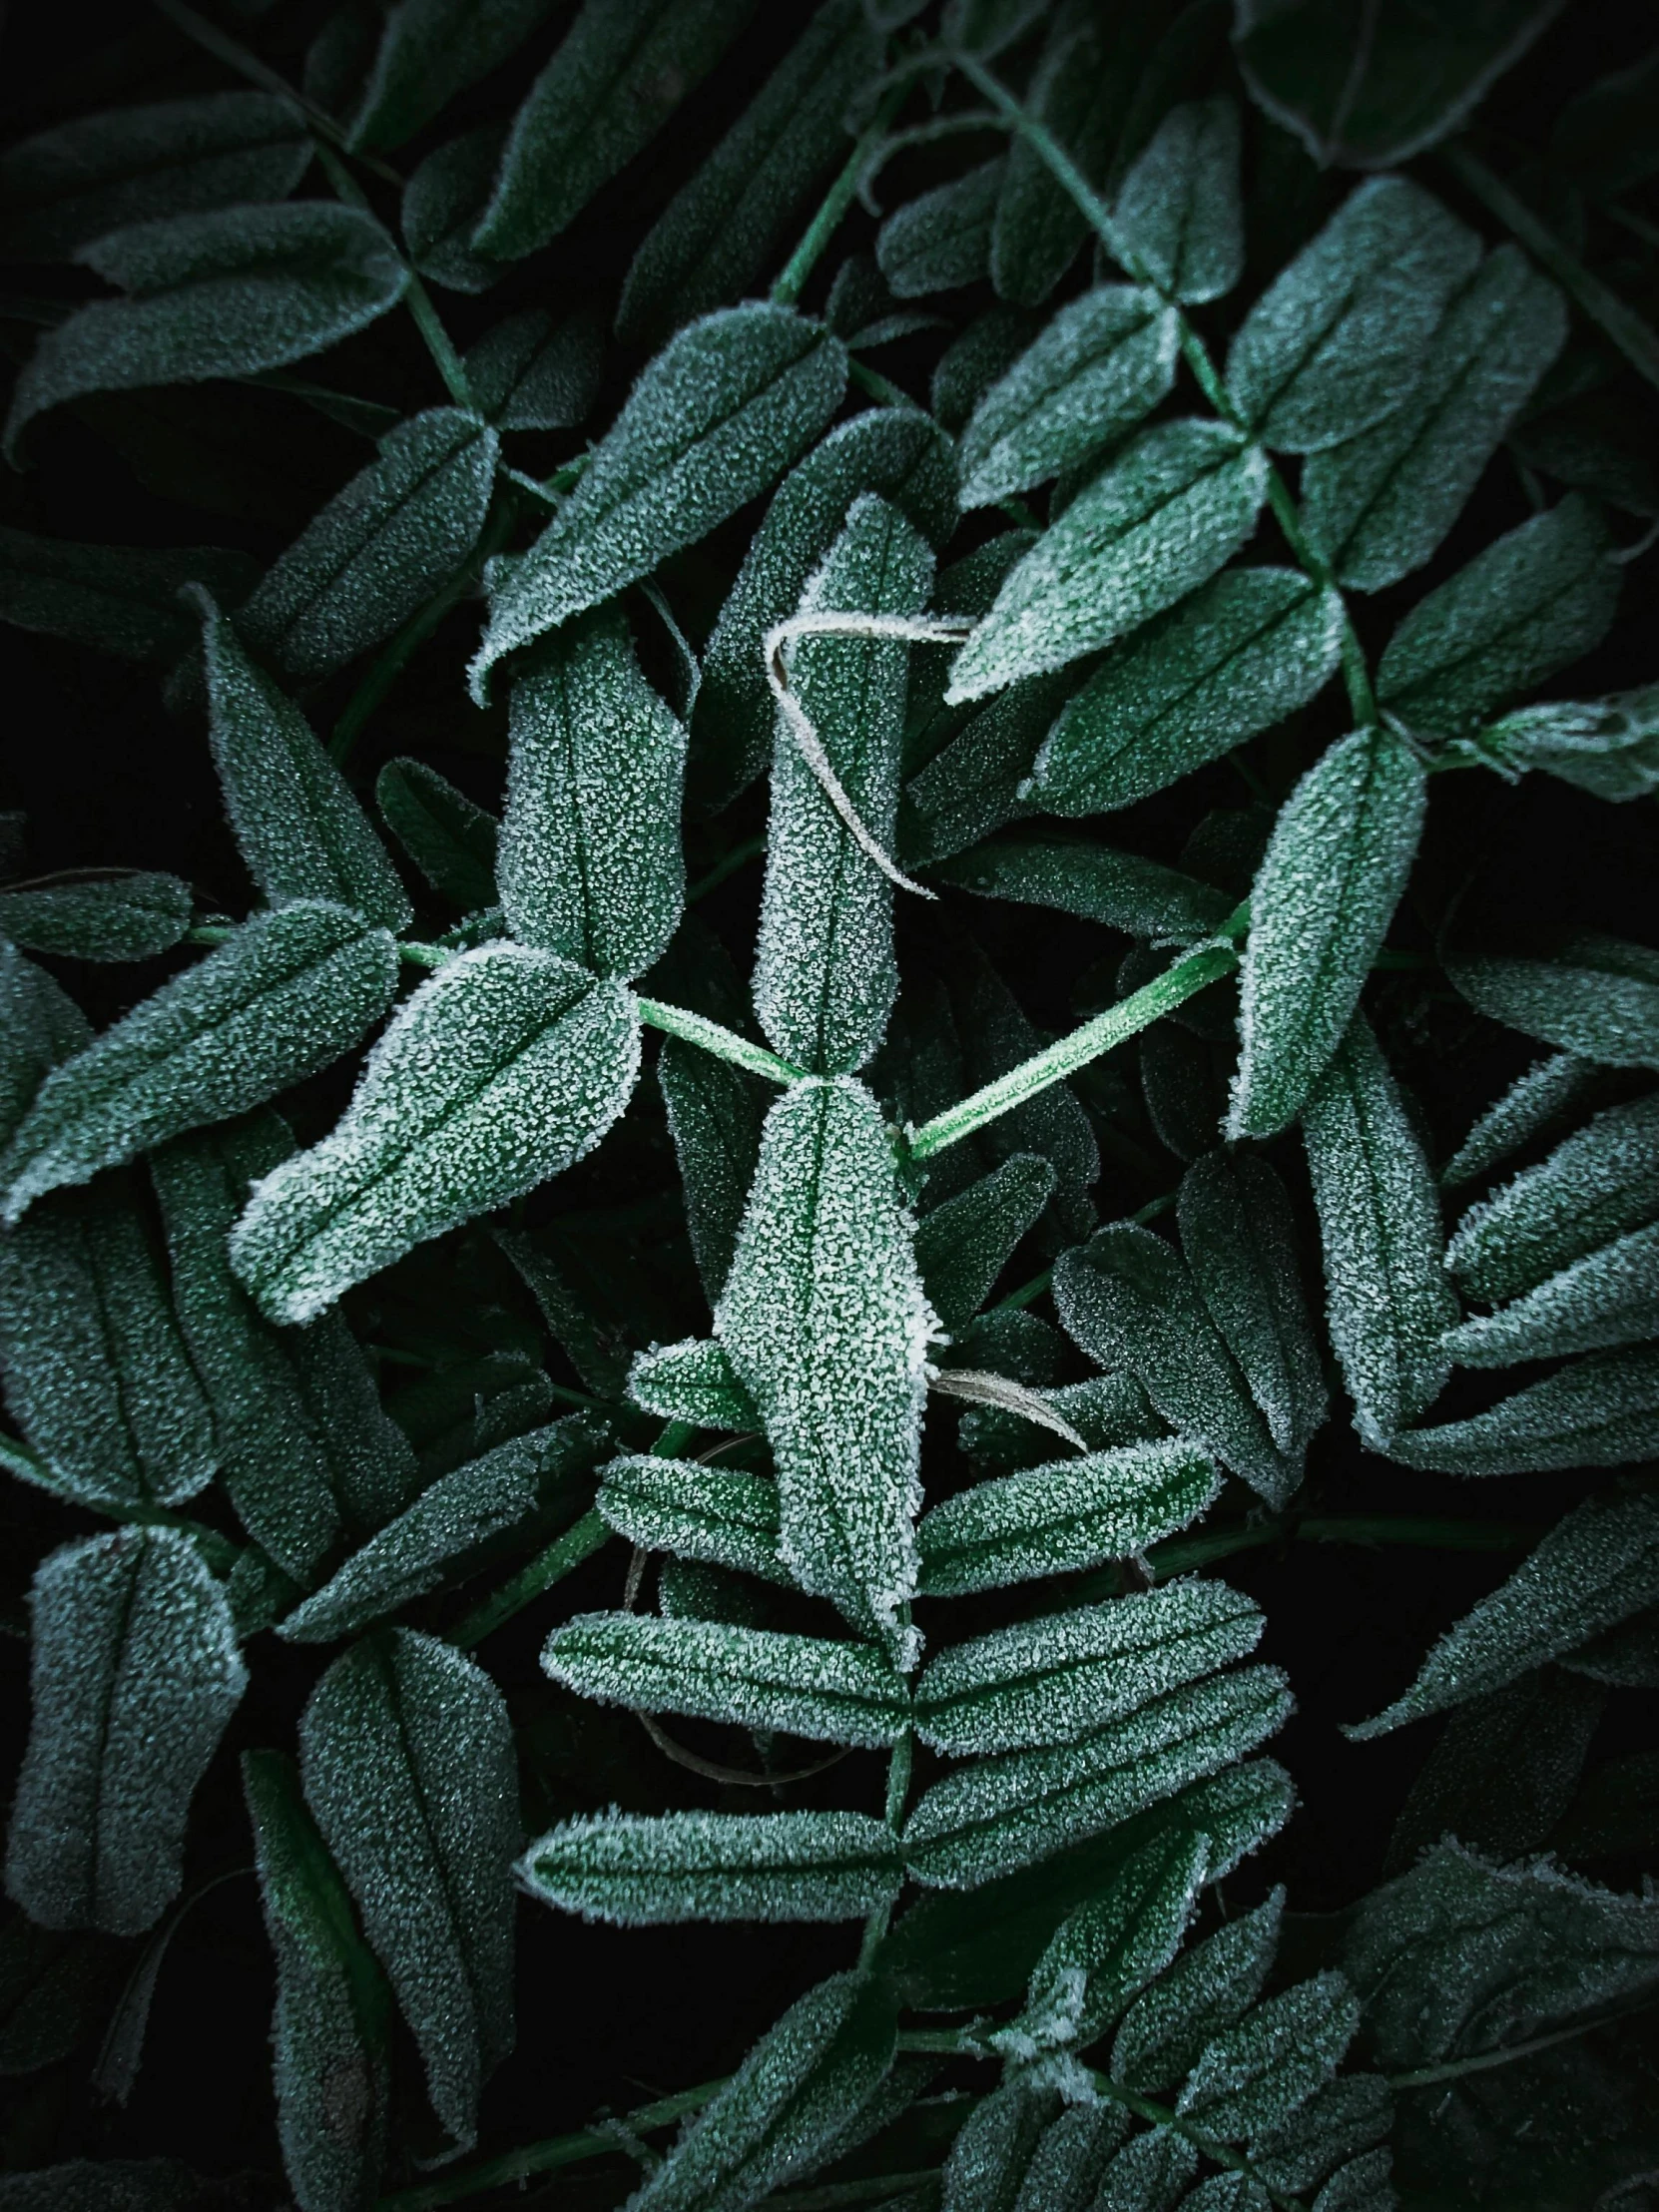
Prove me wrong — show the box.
[311,142,476,411]
[448,1508,611,1651]
[849,357,919,408]
[1387,1993,1659,2089]
[772,77,913,308]
[689,833,767,903]
[858,1731,913,1967]
[994,1267,1052,1313]
[635,996,805,1086]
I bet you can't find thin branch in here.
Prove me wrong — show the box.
[634,996,804,1086]
[772,75,915,305]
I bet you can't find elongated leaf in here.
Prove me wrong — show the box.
[1093,2126,1200,2208]
[470,305,845,698]
[914,1154,1054,1336]
[957,285,1179,508]
[194,592,411,931]
[1116,99,1244,305]
[243,1750,391,2212]
[0,874,192,963]
[1441,1050,1601,1189]
[0,527,257,663]
[716,1079,932,1658]
[1377,494,1620,734]
[1304,246,1565,591]
[903,1668,1291,1890]
[231,945,639,1324]
[957,1372,1166,1470]
[5,1530,246,1936]
[1446,932,1659,1069]
[946,419,1269,703]
[0,902,399,1225]
[1230,724,1426,1138]
[877,160,1005,299]
[933,836,1233,946]
[658,1041,769,1306]
[498,608,685,981]
[1055,1225,1298,1506]
[300,1630,516,2151]
[1225,177,1479,451]
[462,307,602,431]
[5,205,408,464]
[1179,1972,1359,2144]
[1446,1222,1659,1367]
[374,759,498,912]
[238,409,498,683]
[520,1809,902,1926]
[625,1339,759,1429]
[1387,1347,1659,1472]
[938,2075,1062,2212]
[348,0,562,152]
[901,673,1069,866]
[1250,2075,1391,2197]
[1448,1092,1659,1302]
[1486,683,1659,802]
[401,124,507,294]
[989,7,1137,308]
[1111,1888,1283,2094]
[544,1613,909,1747]
[596,1452,784,1582]
[0,93,312,262]
[473,0,759,259]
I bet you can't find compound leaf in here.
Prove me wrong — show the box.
[401,124,507,295]
[519,1809,903,1926]
[1485,683,1659,802]
[877,160,1005,300]
[1177,1972,1359,2144]
[1115,98,1244,306]
[988,4,1136,308]
[1111,1888,1283,2093]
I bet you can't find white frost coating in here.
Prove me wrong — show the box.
[1251,2075,1393,2196]
[1111,1888,1284,2093]
[0,940,88,1151]
[1178,1971,1359,2143]
[626,1337,759,1430]
[716,1078,933,1662]
[1445,1219,1659,1367]
[1447,1091,1659,1304]
[876,158,1004,299]
[231,943,639,1324]
[595,1454,788,1585]
[1441,1050,1598,1190]
[957,1372,1166,1470]
[928,1369,1086,1450]
[1487,683,1659,803]
[1114,99,1245,307]
[1446,932,1659,1070]
[913,1149,1054,1338]
[933,836,1232,944]
[1389,1344,1659,1474]
[1094,2126,1201,2208]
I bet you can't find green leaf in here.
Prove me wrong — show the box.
[544,1612,909,1747]
[0,526,256,663]
[716,1078,932,1659]
[755,495,934,1074]
[0,92,313,262]
[498,607,685,981]
[462,306,601,431]
[1178,1972,1359,2144]
[470,305,846,699]
[347,0,562,152]
[924,1441,1221,1601]
[1025,567,1345,817]
[914,1153,1054,1336]
[956,285,1179,509]
[1448,1092,1659,1303]
[4,205,408,465]
[1092,2127,1200,2208]
[1111,1888,1282,2093]
[1441,1050,1600,1189]
[626,1338,759,1430]
[242,1750,391,2212]
[520,1809,902,1926]
[1301,1015,1457,1449]
[300,1629,517,2151]
[1115,98,1244,305]
[957,1372,1166,1470]
[1486,683,1659,802]
[877,160,1005,299]
[988,7,1137,308]
[401,124,508,295]
[901,674,1070,867]
[595,1452,786,1583]
[1250,2075,1391,2197]
[936,2076,1063,2212]
[238,409,499,684]
[1445,1222,1659,1367]
[933,307,1042,432]
[617,0,880,347]
[193,592,411,931]
[1446,932,1659,1069]
[0,1180,217,1513]
[1055,1225,1299,1507]
[932,835,1234,946]
[1387,1346,1659,1472]
[1303,246,1565,591]
[1376,494,1620,734]
[472,0,760,260]
[230,944,640,1325]
[5,1529,246,1936]
[1229,724,1427,1139]
[945,419,1270,703]
[1224,176,1479,451]
[0,874,192,963]
[1386,1670,1604,1872]
[902,1667,1291,1889]
[374,759,498,912]
[0,901,399,1225]
[657,1041,769,1306]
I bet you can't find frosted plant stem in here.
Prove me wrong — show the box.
[771,77,914,308]
[857,1727,912,1965]
[310,142,476,412]
[635,997,805,1085]
[447,1508,611,1651]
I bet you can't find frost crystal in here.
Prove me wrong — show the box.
[519,1809,901,1926]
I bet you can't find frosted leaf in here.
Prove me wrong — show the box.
[490,1222,629,1400]
[754,496,934,1072]
[1116,99,1244,305]
[1347,1489,1659,1738]
[0,873,191,964]
[0,901,399,1225]
[0,1180,216,1514]
[933,308,1040,432]
[1448,1092,1659,1302]
[692,407,955,813]
[1178,1152,1327,1459]
[0,943,88,1152]
[957,286,1178,508]
[1376,495,1620,735]
[1303,246,1566,592]
[1384,1672,1603,1872]
[1178,1971,1358,2143]
[716,1078,932,1658]
[375,757,498,913]
[0,92,312,262]
[988,8,1132,309]
[242,1750,390,2212]
[519,1809,901,1927]
[1010,2103,1131,2212]
[935,836,1233,947]
[1111,1889,1283,2094]
[543,1612,909,1747]
[5,1529,246,1936]
[472,0,759,261]
[1301,1015,1457,1449]
[193,590,411,931]
[877,160,1005,299]
[299,1629,517,2152]
[624,1968,897,2212]
[1484,683,1659,803]
[626,1338,759,1431]
[1093,2125,1199,2211]
[1388,1345,1659,1473]
[938,2077,1061,2212]
[657,1041,768,1306]
[1251,2074,1392,2195]
[346,0,559,153]
[914,1153,1054,1335]
[237,409,497,684]
[957,1372,1167,1471]
[658,1556,776,1632]
[401,124,508,295]
[1441,1051,1601,1190]
[946,420,1270,704]
[498,608,685,981]
[0,526,256,663]
[902,673,1073,866]
[1445,1219,1659,1367]
[1027,567,1344,818]
[1183,2176,1272,2211]
[230,944,640,1325]
[596,1454,788,1585]
[1055,1226,1299,1507]
[1224,177,1479,452]
[4,204,407,464]
[1310,2149,1395,2212]
[461,305,602,430]
[1230,725,1426,1139]
[1446,931,1659,1069]
[617,0,881,348]
[470,305,845,698]
[901,1667,1291,1890]
[914,1584,1265,1757]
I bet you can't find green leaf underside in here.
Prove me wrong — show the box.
[520,1809,903,1926]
